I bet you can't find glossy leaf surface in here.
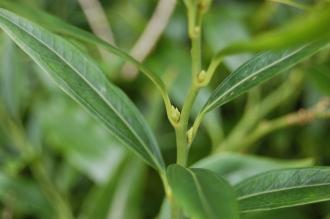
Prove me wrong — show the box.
[202,40,330,113]
[167,165,239,219]
[0,1,168,99]
[235,167,330,212]
[194,153,313,185]
[0,9,164,171]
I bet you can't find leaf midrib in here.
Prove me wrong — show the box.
[187,169,217,219]
[0,11,162,169]
[204,46,306,112]
[237,182,330,201]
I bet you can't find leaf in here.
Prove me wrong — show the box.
[0,9,164,171]
[0,35,29,118]
[219,4,330,55]
[241,208,309,219]
[79,157,145,219]
[193,153,313,185]
[167,165,240,219]
[0,1,168,99]
[235,167,330,212]
[157,200,172,219]
[202,40,330,113]
[107,158,146,219]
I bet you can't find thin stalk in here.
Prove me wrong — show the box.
[234,98,330,151]
[176,85,199,166]
[175,0,205,166]
[170,1,210,218]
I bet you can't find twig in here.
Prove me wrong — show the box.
[230,98,330,151]
[78,0,117,64]
[77,0,115,44]
[121,0,177,79]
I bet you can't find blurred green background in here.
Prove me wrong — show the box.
[0,0,330,218]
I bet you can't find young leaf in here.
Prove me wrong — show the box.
[202,40,330,114]
[167,165,239,219]
[0,9,165,171]
[193,153,313,185]
[235,167,330,212]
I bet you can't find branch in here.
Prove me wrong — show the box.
[77,0,115,44]
[122,0,177,79]
[78,0,117,64]
[232,98,330,151]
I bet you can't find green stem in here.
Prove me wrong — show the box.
[176,85,199,166]
[171,1,207,217]
[175,0,205,166]
[232,99,330,151]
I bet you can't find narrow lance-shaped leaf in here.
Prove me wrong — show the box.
[0,1,169,102]
[193,153,313,185]
[235,167,330,213]
[202,40,330,114]
[167,165,239,219]
[107,158,146,219]
[0,9,165,171]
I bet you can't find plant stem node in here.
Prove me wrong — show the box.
[171,105,181,123]
[197,70,207,83]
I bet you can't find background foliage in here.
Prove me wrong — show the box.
[0,0,330,218]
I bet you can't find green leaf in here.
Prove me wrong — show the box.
[202,40,330,114]
[235,167,330,212]
[0,1,169,101]
[219,5,330,55]
[167,165,240,219]
[107,158,146,219]
[0,35,29,118]
[194,153,313,184]
[241,208,309,219]
[157,200,171,219]
[0,9,164,171]
[79,157,145,219]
